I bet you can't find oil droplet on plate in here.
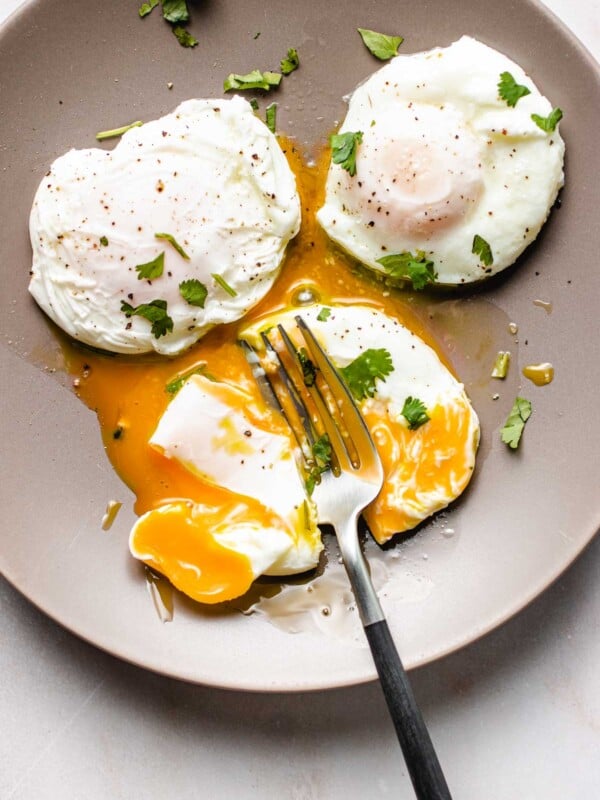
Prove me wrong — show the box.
[145,566,174,623]
[533,299,553,314]
[522,362,554,386]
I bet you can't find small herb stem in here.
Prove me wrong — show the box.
[96,121,143,141]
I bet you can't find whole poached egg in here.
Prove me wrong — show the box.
[317,36,565,285]
[29,97,300,355]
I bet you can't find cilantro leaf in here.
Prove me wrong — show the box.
[298,347,317,387]
[305,434,332,495]
[139,0,159,18]
[498,72,531,107]
[155,232,190,260]
[472,234,494,266]
[340,348,393,400]
[401,396,430,430]
[531,107,563,133]
[376,251,437,290]
[330,131,363,177]
[249,98,259,112]
[265,102,277,134]
[357,28,403,60]
[224,70,282,92]
[135,252,165,280]
[161,0,189,23]
[172,26,198,47]
[501,396,532,449]
[280,48,299,75]
[165,364,213,395]
[179,278,208,307]
[121,299,173,339]
[99,236,109,247]
[211,273,238,297]
[316,307,331,322]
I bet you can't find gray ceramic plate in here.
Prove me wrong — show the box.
[1,0,599,691]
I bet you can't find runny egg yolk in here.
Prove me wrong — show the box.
[61,139,471,603]
[363,395,477,542]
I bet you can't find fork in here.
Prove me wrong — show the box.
[243,316,452,800]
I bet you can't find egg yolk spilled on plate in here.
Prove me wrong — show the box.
[61,140,478,603]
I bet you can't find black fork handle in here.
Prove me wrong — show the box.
[364,620,452,800]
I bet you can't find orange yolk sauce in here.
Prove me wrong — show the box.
[60,140,468,603]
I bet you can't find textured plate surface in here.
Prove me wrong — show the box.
[0,0,599,691]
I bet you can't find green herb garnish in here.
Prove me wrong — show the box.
[99,236,109,247]
[155,232,190,260]
[306,434,332,495]
[249,98,259,112]
[161,0,189,23]
[316,307,331,322]
[357,28,403,60]
[501,396,532,449]
[340,348,393,400]
[179,278,208,307]
[223,70,282,92]
[165,364,212,394]
[491,351,510,379]
[298,347,317,387]
[472,234,494,267]
[95,121,143,141]
[172,26,198,47]
[280,48,299,75]
[401,396,430,430]
[531,108,563,133]
[265,103,277,133]
[121,299,173,339]
[376,251,437,290]
[211,273,238,297]
[135,252,165,280]
[498,72,531,107]
[139,0,159,18]
[330,131,363,177]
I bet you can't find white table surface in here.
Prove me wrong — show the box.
[1,1,599,797]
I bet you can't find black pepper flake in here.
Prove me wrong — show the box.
[113,426,124,440]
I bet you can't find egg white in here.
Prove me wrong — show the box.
[317,36,565,285]
[29,97,300,354]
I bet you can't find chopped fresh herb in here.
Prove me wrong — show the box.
[472,234,494,266]
[316,307,331,322]
[112,425,124,440]
[377,251,437,290]
[265,102,277,133]
[223,70,282,92]
[491,351,510,379]
[501,396,532,449]
[330,130,363,177]
[357,28,403,60]
[172,26,197,47]
[135,252,165,280]
[211,273,238,297]
[249,98,259,112]
[121,299,173,339]
[280,48,299,75]
[161,0,189,23]
[254,32,261,40]
[155,232,190,260]
[401,396,430,430]
[95,121,143,141]
[531,107,563,133]
[99,236,109,247]
[340,348,393,400]
[165,364,212,394]
[139,0,159,18]
[498,71,531,107]
[306,434,332,495]
[179,278,208,307]
[298,347,317,387]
